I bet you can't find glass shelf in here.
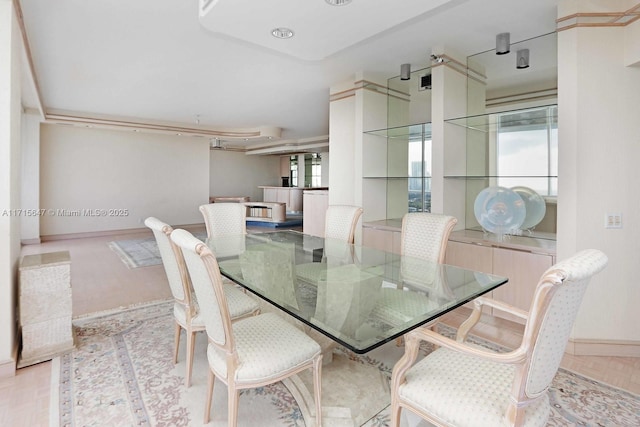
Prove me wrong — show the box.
[444,175,557,179]
[363,121,432,217]
[445,104,557,133]
[364,123,432,140]
[363,176,432,179]
[443,104,558,241]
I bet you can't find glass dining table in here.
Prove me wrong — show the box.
[206,230,508,354]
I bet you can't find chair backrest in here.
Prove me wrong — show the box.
[199,203,246,239]
[240,242,299,309]
[518,249,608,400]
[400,212,457,263]
[144,217,191,306]
[171,228,235,353]
[324,205,363,243]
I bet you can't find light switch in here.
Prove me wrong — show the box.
[605,213,622,229]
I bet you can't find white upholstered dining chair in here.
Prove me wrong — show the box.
[199,202,246,239]
[324,204,363,243]
[144,217,259,387]
[400,212,457,266]
[390,249,608,427]
[171,228,323,426]
[199,202,249,282]
[296,205,363,285]
[371,213,457,330]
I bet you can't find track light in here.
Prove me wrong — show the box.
[430,54,444,63]
[496,32,510,55]
[516,49,530,69]
[400,63,411,80]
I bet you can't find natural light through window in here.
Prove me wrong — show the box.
[497,106,557,196]
[408,138,432,212]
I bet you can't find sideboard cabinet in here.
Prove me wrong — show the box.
[362,222,555,324]
[445,231,555,324]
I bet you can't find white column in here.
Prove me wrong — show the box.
[558,0,640,353]
[0,0,23,376]
[329,73,387,241]
[430,48,472,225]
[329,79,358,206]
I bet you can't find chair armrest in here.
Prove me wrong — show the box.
[456,296,529,342]
[413,326,526,363]
[475,296,529,319]
[391,324,527,393]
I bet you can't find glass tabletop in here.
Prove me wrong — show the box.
[206,230,507,354]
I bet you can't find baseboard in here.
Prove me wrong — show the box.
[0,349,17,379]
[566,338,640,357]
[21,237,42,245]
[42,227,151,241]
[40,223,205,241]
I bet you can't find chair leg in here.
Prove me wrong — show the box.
[228,385,239,427]
[185,329,196,387]
[313,356,323,427]
[204,369,215,424]
[390,400,401,427]
[173,322,181,364]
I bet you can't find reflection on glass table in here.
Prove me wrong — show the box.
[206,230,507,354]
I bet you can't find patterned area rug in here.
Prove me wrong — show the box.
[108,232,208,268]
[51,301,640,426]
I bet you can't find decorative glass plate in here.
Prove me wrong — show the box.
[474,186,526,236]
[511,186,546,230]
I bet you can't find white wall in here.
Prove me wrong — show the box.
[558,4,640,346]
[20,112,40,243]
[0,0,22,374]
[209,149,280,202]
[626,11,640,66]
[40,125,210,236]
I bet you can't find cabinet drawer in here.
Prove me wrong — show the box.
[445,241,492,273]
[362,227,401,254]
[492,248,553,323]
[445,241,554,323]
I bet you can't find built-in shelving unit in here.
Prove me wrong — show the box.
[444,104,558,241]
[363,123,432,219]
[243,202,286,222]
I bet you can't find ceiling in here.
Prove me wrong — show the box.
[18,0,559,153]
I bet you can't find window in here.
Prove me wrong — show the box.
[289,156,298,186]
[408,136,432,212]
[496,106,557,196]
[304,153,322,187]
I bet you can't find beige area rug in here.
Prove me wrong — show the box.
[50,300,640,426]
[108,232,208,269]
[108,229,265,269]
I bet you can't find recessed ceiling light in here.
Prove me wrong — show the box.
[325,0,352,6]
[271,28,294,39]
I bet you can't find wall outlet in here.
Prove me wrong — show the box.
[605,213,622,229]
